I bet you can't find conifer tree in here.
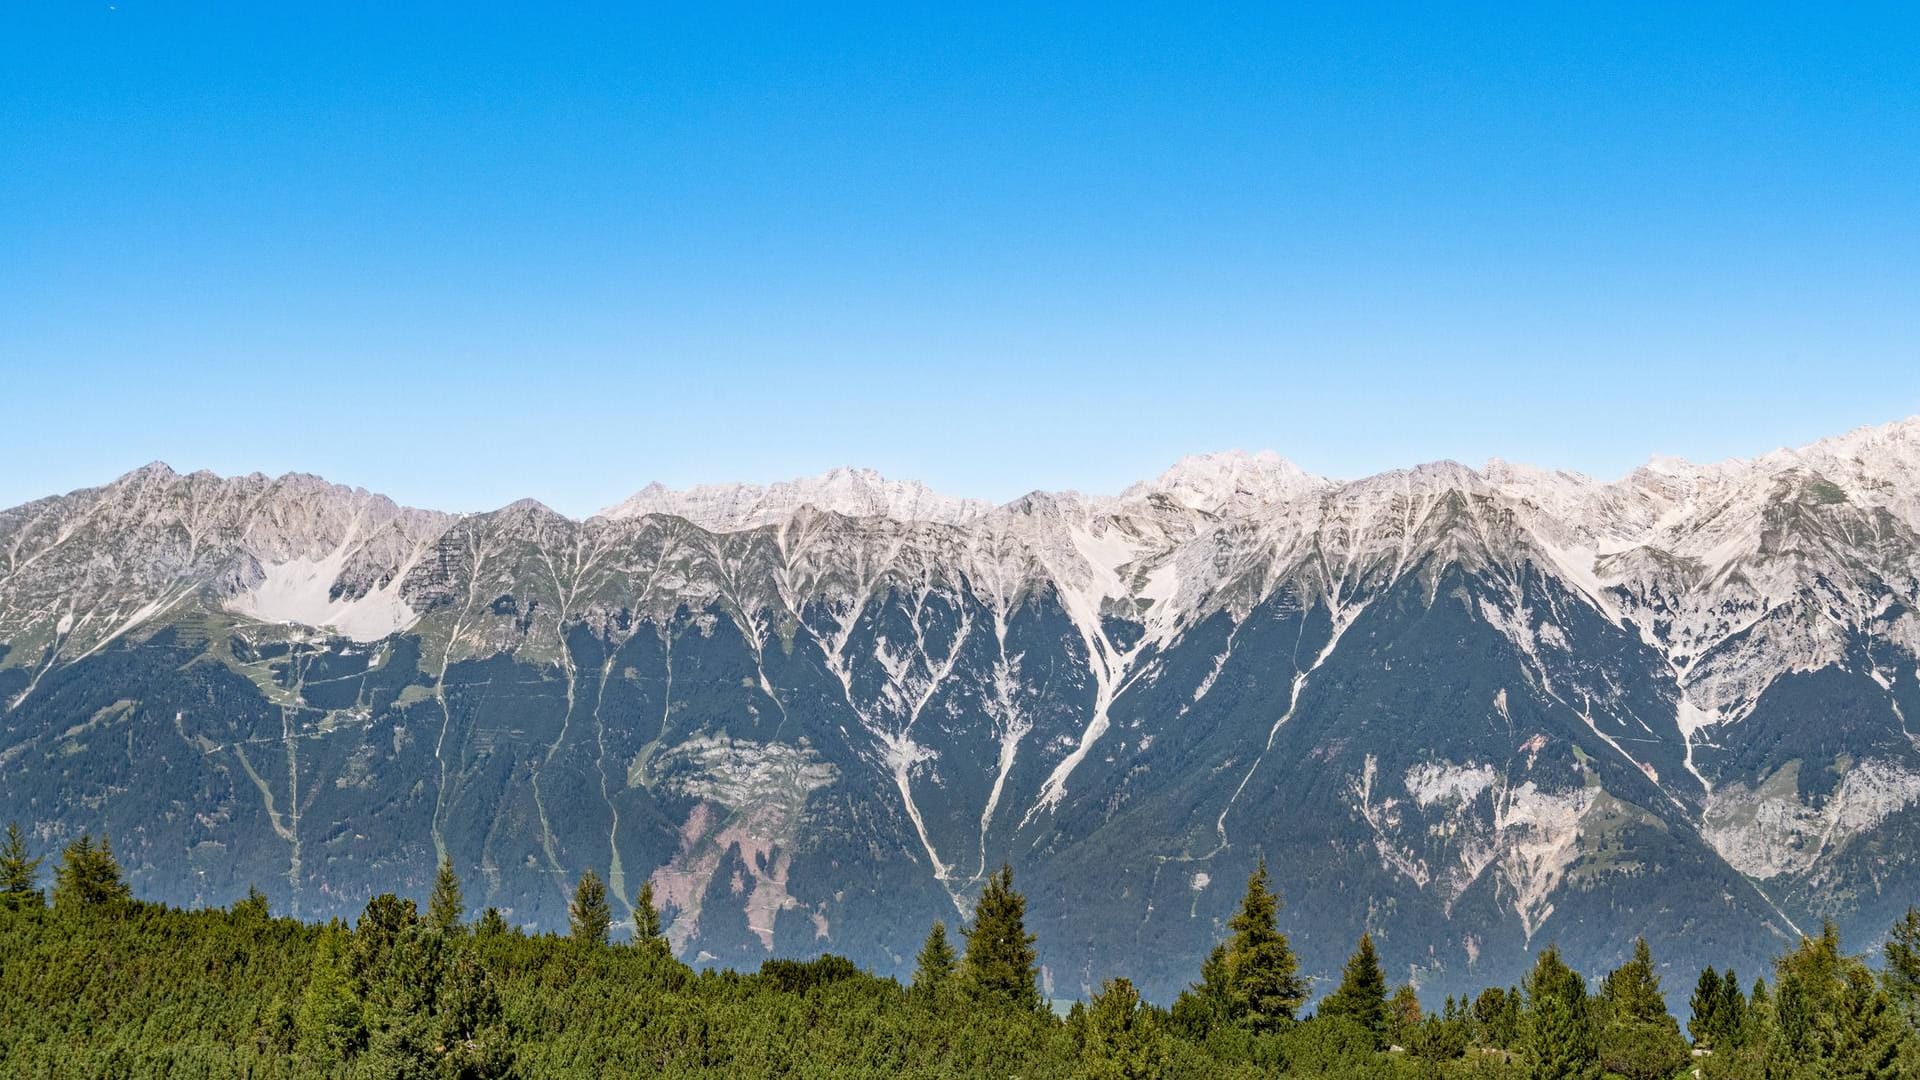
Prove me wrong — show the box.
[51,832,131,909]
[961,863,1041,1013]
[1522,944,1599,1080]
[1764,921,1919,1077]
[1219,858,1306,1032]
[570,869,611,945]
[1596,938,1687,1080]
[912,920,957,995]
[1081,977,1168,1080]
[1471,986,1522,1049]
[427,855,464,933]
[1388,984,1424,1048]
[1169,944,1232,1036]
[1885,905,1920,1027]
[436,945,512,1076]
[1834,963,1911,1079]
[234,885,271,921]
[349,894,419,988]
[0,822,44,910]
[1715,969,1747,1048]
[296,932,365,1063]
[475,906,509,938]
[1701,975,1772,1080]
[632,880,666,949]
[1688,966,1724,1047]
[1597,938,1666,1022]
[1319,932,1390,1045]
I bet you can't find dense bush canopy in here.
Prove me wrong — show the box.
[2,827,1917,1078]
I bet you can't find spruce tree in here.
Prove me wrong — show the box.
[1220,858,1306,1032]
[1597,938,1666,1022]
[570,869,611,945]
[51,831,131,909]
[1885,905,1920,1027]
[960,863,1041,1013]
[475,906,509,938]
[426,855,464,933]
[1596,938,1687,1080]
[1170,944,1232,1036]
[912,920,957,995]
[1472,986,1522,1049]
[1319,932,1390,1045]
[349,894,419,988]
[234,884,271,921]
[632,880,666,949]
[296,932,365,1063]
[436,945,512,1076]
[1522,944,1599,1080]
[1081,977,1167,1080]
[1834,964,1911,1079]
[1688,966,1724,1048]
[0,822,44,910]
[1765,921,1919,1077]
[1715,969,1747,1049]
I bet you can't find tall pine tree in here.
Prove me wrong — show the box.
[51,832,130,909]
[1522,944,1599,1080]
[569,869,611,945]
[912,921,957,995]
[1595,938,1687,1080]
[0,822,44,910]
[960,864,1041,1013]
[1220,858,1306,1033]
[1318,932,1389,1045]
[1688,966,1725,1047]
[1765,921,1919,1077]
[632,880,666,949]
[426,855,464,933]
[1885,905,1920,1028]
[1080,977,1167,1080]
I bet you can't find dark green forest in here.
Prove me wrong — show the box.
[2,823,1917,1079]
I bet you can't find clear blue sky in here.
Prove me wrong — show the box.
[4,4,1918,515]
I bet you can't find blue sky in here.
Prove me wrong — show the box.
[4,4,1918,515]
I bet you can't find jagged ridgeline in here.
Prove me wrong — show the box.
[4,419,1920,1003]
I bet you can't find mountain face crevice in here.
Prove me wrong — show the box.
[5,418,1920,1001]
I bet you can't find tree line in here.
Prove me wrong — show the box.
[3,823,1919,1077]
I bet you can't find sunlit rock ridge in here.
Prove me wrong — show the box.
[6,417,1920,1003]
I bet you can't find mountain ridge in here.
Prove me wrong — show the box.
[4,414,1920,1003]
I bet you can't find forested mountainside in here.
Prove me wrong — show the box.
[4,829,1918,1078]
[5,418,1920,1002]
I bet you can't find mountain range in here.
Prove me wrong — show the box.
[5,417,1920,1004]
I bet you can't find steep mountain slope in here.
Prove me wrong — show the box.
[4,418,1919,1003]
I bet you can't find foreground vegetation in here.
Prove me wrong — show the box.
[2,825,1919,1077]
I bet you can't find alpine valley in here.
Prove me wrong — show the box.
[7,418,1920,1007]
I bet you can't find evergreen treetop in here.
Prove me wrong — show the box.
[1317,931,1389,1045]
[912,920,957,994]
[427,855,464,933]
[632,880,666,948]
[960,864,1041,1013]
[51,832,131,909]
[1885,905,1920,1027]
[0,822,44,911]
[1522,944,1599,1080]
[1220,858,1306,1033]
[570,870,611,946]
[1596,937,1666,1024]
[1688,965,1724,1047]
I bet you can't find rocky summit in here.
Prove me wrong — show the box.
[6,418,1920,1003]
